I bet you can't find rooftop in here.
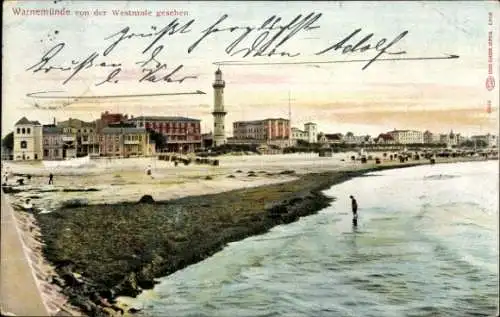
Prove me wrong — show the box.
[128,116,201,122]
[389,129,421,133]
[42,126,63,134]
[323,133,343,140]
[234,118,290,124]
[377,133,395,140]
[57,119,95,128]
[15,117,41,126]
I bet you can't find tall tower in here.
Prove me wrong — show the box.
[212,68,227,147]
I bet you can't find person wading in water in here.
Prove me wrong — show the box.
[350,195,358,226]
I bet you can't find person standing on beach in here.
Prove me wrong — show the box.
[48,173,54,185]
[146,165,154,179]
[350,195,358,225]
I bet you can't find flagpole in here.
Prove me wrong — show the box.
[288,90,292,147]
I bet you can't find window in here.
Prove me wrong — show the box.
[54,149,59,156]
[44,150,49,157]
[27,128,31,134]
[22,128,26,134]
[17,128,20,134]
[20,141,27,149]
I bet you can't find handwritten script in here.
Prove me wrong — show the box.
[25,12,459,93]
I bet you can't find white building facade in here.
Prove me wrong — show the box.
[304,122,318,143]
[13,117,43,160]
[387,129,424,144]
[291,122,318,143]
[291,127,308,142]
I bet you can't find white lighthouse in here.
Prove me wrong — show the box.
[212,68,227,147]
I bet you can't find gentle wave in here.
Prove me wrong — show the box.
[134,161,498,317]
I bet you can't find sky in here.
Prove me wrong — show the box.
[2,1,499,137]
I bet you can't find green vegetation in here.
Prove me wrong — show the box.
[2,132,13,150]
[283,140,322,153]
[460,139,488,148]
[147,129,167,150]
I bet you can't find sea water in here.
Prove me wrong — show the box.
[133,161,499,317]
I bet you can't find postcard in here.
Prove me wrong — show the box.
[1,1,499,316]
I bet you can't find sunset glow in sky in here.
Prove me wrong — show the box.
[2,1,499,137]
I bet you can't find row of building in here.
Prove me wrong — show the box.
[320,129,498,147]
[10,112,205,161]
[318,130,499,147]
[7,113,498,161]
[229,122,498,148]
[9,114,308,161]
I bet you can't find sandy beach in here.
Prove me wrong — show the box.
[1,152,496,316]
[2,153,355,209]
[2,152,487,207]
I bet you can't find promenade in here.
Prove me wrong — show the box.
[1,192,48,316]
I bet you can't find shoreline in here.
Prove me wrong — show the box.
[2,156,497,316]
